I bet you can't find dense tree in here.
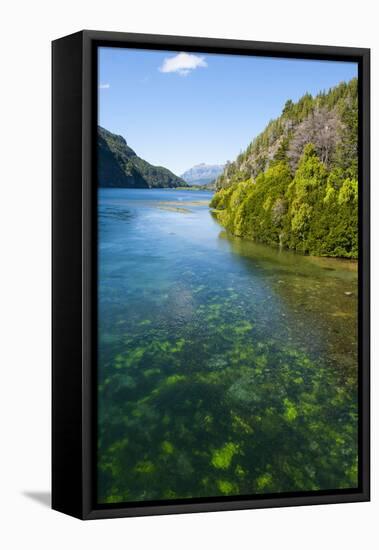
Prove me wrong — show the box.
[211,161,293,248]
[211,79,358,259]
[284,144,328,253]
[211,145,358,259]
[215,78,358,190]
[287,107,341,171]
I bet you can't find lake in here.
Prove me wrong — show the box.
[98,188,358,504]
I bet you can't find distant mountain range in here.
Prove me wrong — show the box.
[180,163,225,186]
[98,126,186,188]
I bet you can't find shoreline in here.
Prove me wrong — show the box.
[212,208,358,265]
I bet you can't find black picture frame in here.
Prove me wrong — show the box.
[52,30,370,520]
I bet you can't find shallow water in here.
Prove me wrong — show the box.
[98,188,358,504]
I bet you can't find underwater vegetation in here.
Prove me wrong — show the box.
[98,268,358,503]
[97,189,358,504]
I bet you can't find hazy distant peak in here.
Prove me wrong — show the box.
[181,163,225,186]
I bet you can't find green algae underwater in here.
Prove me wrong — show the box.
[97,188,358,504]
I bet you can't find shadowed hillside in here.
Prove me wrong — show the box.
[211,79,358,258]
[98,126,186,189]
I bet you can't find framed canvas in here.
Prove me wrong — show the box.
[52,30,370,520]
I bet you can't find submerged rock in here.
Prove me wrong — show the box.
[208,355,228,371]
[227,377,263,407]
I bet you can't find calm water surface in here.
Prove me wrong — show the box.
[98,188,358,503]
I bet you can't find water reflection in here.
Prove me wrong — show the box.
[219,232,358,382]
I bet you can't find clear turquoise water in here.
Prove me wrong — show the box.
[98,188,358,504]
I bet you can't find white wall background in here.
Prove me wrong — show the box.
[0,0,376,547]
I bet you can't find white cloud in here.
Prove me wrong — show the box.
[159,52,207,76]
[99,83,110,89]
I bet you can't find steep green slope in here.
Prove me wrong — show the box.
[211,79,358,259]
[98,126,186,188]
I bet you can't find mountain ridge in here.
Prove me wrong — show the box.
[215,78,358,189]
[181,163,225,186]
[211,78,358,259]
[98,126,186,189]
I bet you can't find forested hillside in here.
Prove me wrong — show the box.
[98,126,186,188]
[211,79,358,258]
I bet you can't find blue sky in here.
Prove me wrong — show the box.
[98,47,357,176]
